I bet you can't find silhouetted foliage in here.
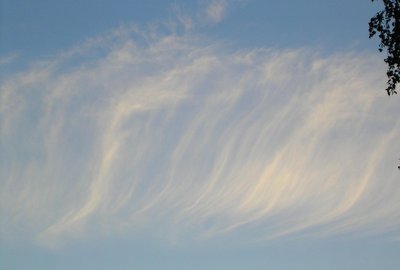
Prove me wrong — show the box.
[369,0,400,95]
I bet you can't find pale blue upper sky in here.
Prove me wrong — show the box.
[1,1,399,270]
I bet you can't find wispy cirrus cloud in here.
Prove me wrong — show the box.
[0,24,399,247]
[168,0,238,31]
[0,52,19,66]
[206,0,228,23]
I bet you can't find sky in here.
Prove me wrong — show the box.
[1,0,400,269]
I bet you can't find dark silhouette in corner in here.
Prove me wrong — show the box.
[369,0,400,95]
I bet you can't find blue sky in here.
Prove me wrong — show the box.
[1,1,400,269]
[0,0,379,57]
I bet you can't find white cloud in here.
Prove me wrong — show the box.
[0,52,19,66]
[206,0,228,23]
[169,3,194,31]
[0,26,399,247]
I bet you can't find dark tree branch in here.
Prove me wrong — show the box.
[369,0,400,95]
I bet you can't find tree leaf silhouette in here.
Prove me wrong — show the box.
[369,0,400,95]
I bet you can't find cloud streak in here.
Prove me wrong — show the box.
[1,26,399,247]
[206,0,228,23]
